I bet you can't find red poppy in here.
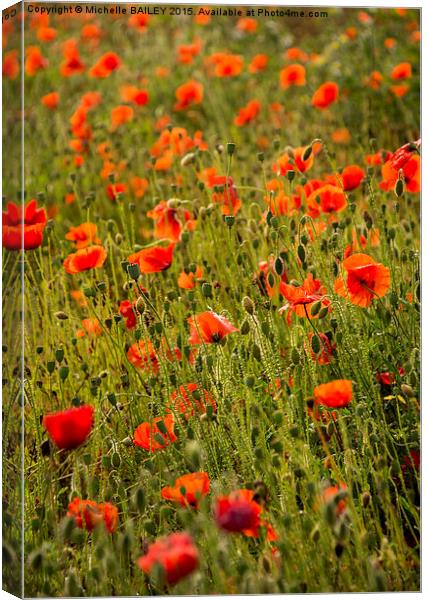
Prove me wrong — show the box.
[2,199,47,251]
[314,379,353,408]
[279,274,330,323]
[76,318,103,338]
[119,300,138,329]
[391,62,412,80]
[206,52,243,77]
[215,489,278,541]
[178,265,203,289]
[174,80,204,111]
[120,85,149,106]
[60,40,85,77]
[280,64,306,88]
[89,51,121,78]
[255,257,287,298]
[147,201,182,242]
[169,383,216,420]
[133,414,177,452]
[111,105,134,129]
[188,311,238,345]
[340,165,365,191]
[137,532,199,585]
[272,146,314,175]
[67,497,118,533]
[248,54,268,73]
[320,483,348,516]
[311,82,339,109]
[234,99,261,127]
[177,38,202,64]
[63,245,107,274]
[3,50,19,80]
[128,13,150,31]
[306,184,347,218]
[41,92,59,109]
[380,156,421,194]
[128,243,175,273]
[161,472,210,507]
[376,366,405,386]
[65,223,100,249]
[389,139,420,171]
[25,46,48,76]
[334,253,391,307]
[127,339,159,373]
[43,405,94,450]
[107,182,127,201]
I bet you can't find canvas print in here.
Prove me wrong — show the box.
[2,2,420,596]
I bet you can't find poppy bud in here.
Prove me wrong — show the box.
[111,452,121,468]
[54,311,68,320]
[297,245,305,263]
[318,306,329,319]
[59,366,69,381]
[181,152,196,166]
[134,487,145,512]
[394,177,404,197]
[310,301,322,318]
[401,383,415,398]
[361,491,371,508]
[291,348,300,365]
[302,145,313,161]
[127,263,140,281]
[310,334,321,354]
[242,296,255,315]
[225,215,235,227]
[115,233,123,245]
[257,152,265,162]
[286,170,295,182]
[227,142,236,155]
[202,282,212,298]
[252,344,262,361]
[240,319,250,335]
[310,524,321,542]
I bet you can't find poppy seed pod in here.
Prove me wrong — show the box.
[242,296,255,315]
[227,142,236,155]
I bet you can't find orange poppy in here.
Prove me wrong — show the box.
[177,38,202,64]
[236,18,257,32]
[280,64,306,88]
[380,154,420,193]
[340,165,365,191]
[311,82,339,109]
[366,70,383,90]
[128,13,150,31]
[65,223,101,249]
[67,498,118,534]
[248,54,268,73]
[272,146,314,175]
[389,84,410,97]
[120,85,149,106]
[334,253,391,307]
[107,182,127,200]
[127,339,159,373]
[130,176,149,198]
[206,52,243,77]
[147,201,182,242]
[391,62,412,80]
[234,99,261,126]
[25,46,48,76]
[2,199,47,251]
[188,311,238,345]
[127,243,175,273]
[215,489,278,541]
[178,265,203,289]
[161,472,210,507]
[279,274,330,323]
[60,39,85,77]
[63,245,107,274]
[306,184,347,218]
[133,414,177,452]
[41,92,59,109]
[89,51,121,78]
[169,383,216,420]
[3,50,19,79]
[76,318,103,338]
[111,105,134,129]
[331,128,351,144]
[70,290,88,308]
[384,37,396,49]
[314,380,353,408]
[174,80,204,111]
[319,483,348,516]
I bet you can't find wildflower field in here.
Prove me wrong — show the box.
[2,3,421,596]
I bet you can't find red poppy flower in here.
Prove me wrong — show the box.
[314,380,353,408]
[169,383,216,420]
[128,243,175,274]
[280,64,306,88]
[215,489,262,533]
[63,245,107,274]
[307,332,336,365]
[188,311,238,345]
[111,105,134,129]
[2,199,47,251]
[376,366,405,386]
[391,62,412,80]
[133,414,177,452]
[65,223,100,249]
[334,253,391,307]
[178,265,203,289]
[67,497,118,533]
[3,50,19,80]
[127,339,159,373]
[381,156,420,194]
[311,82,339,109]
[41,92,59,109]
[137,532,199,585]
[25,46,48,76]
[120,85,149,106]
[234,99,261,127]
[107,182,127,201]
[119,300,138,329]
[76,318,103,338]
[177,38,202,64]
[147,201,182,242]
[320,483,348,516]
[174,80,204,111]
[206,52,243,77]
[306,184,347,218]
[389,139,420,171]
[43,405,94,450]
[255,257,287,298]
[161,472,210,507]
[89,51,121,78]
[60,40,85,77]
[279,274,330,323]
[272,146,314,175]
[340,165,365,191]
[248,54,268,73]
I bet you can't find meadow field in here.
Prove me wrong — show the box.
[2,3,420,596]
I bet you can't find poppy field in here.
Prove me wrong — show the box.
[2,3,421,596]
